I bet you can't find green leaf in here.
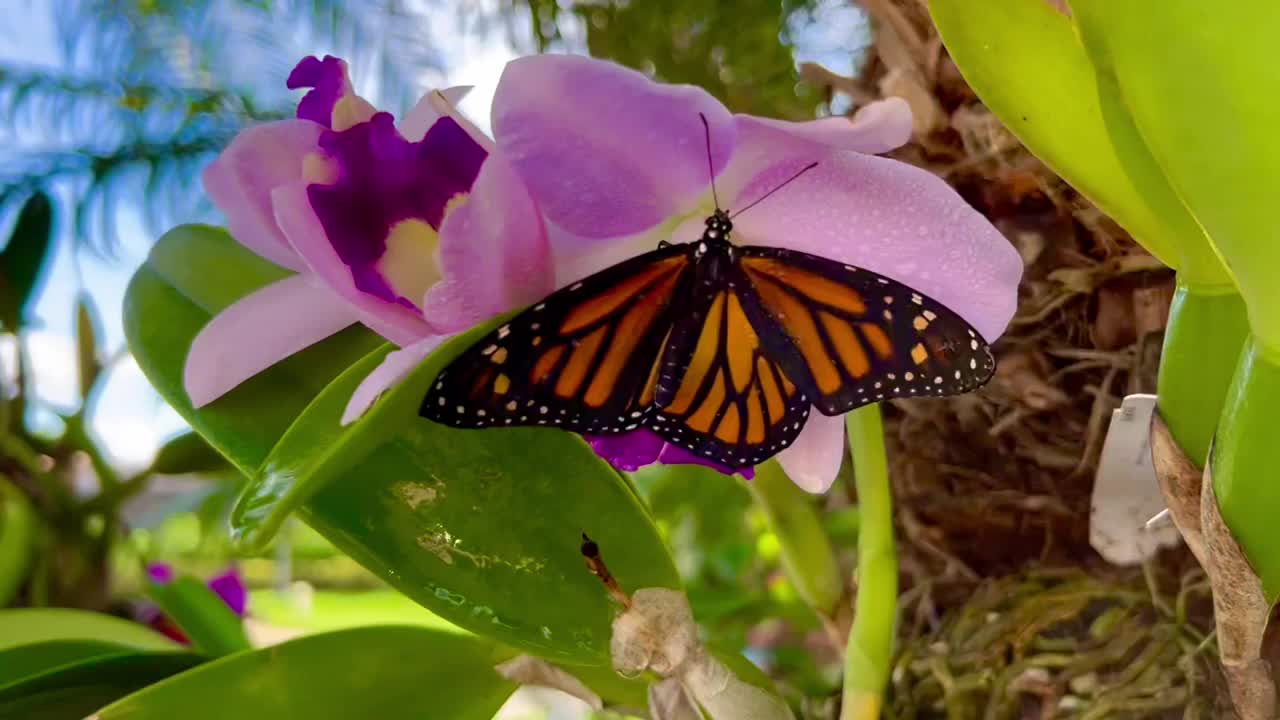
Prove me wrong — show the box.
[148,432,230,476]
[1069,1,1278,343]
[125,225,679,663]
[0,192,54,329]
[927,0,1230,290]
[145,576,249,657]
[0,640,133,687]
[0,609,179,652]
[94,627,516,720]
[0,474,37,606]
[74,293,103,399]
[0,651,202,720]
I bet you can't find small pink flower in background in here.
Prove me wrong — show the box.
[139,564,246,644]
[184,55,551,409]
[486,55,1022,491]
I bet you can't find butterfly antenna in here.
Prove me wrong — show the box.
[699,112,721,210]
[729,161,819,220]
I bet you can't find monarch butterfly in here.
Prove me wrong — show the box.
[420,119,995,469]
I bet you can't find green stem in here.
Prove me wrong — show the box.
[841,404,896,720]
[1157,279,1248,466]
[748,460,842,615]
[1211,335,1280,601]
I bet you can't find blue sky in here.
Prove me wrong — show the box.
[0,0,866,471]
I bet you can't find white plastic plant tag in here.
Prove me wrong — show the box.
[1089,394,1181,564]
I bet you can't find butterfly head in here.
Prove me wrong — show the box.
[704,209,733,240]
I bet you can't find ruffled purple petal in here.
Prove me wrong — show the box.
[734,97,913,155]
[655,442,754,479]
[425,151,552,333]
[306,113,487,309]
[587,430,754,478]
[493,54,736,239]
[775,412,845,493]
[719,121,1022,341]
[272,181,433,346]
[184,274,360,407]
[206,568,247,617]
[288,55,350,128]
[586,431,663,472]
[202,120,323,272]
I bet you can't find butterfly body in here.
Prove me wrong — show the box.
[420,208,995,469]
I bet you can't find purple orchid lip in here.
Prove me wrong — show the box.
[288,55,348,128]
[306,113,488,309]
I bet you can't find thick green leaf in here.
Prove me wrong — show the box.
[928,0,1230,289]
[148,432,230,476]
[95,627,515,720]
[0,474,36,606]
[0,651,201,720]
[0,192,54,329]
[0,640,131,687]
[126,225,680,663]
[1070,1,1278,342]
[0,609,178,652]
[145,576,249,656]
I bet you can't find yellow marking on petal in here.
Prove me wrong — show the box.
[302,152,339,184]
[377,218,442,310]
[911,343,928,365]
[331,95,377,131]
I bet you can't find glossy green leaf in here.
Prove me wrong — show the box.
[123,225,384,477]
[145,576,249,656]
[0,609,179,652]
[0,651,201,720]
[928,0,1230,289]
[95,627,516,720]
[125,225,680,663]
[148,432,230,476]
[0,640,132,687]
[0,474,36,606]
[0,192,54,329]
[1070,1,1279,344]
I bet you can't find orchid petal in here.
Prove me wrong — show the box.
[587,430,755,478]
[425,152,553,333]
[400,86,475,143]
[271,181,433,346]
[735,97,913,155]
[341,334,448,425]
[184,274,359,407]
[776,412,845,493]
[721,122,1022,341]
[493,54,735,239]
[655,442,755,479]
[585,431,664,473]
[206,568,248,617]
[201,120,322,272]
[287,55,351,128]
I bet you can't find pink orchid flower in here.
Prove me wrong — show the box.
[481,55,1022,492]
[183,55,551,408]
